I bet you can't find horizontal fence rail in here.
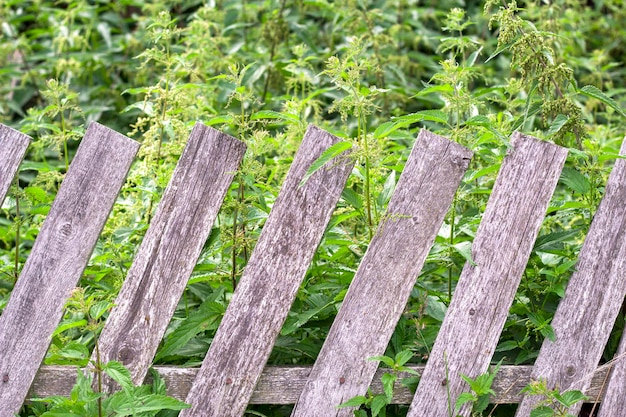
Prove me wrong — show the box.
[27,364,610,405]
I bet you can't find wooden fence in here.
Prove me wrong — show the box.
[0,121,625,417]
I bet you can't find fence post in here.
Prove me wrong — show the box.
[408,133,567,417]
[0,123,139,417]
[179,125,354,417]
[94,123,246,389]
[291,130,472,417]
[516,136,626,417]
[0,124,30,205]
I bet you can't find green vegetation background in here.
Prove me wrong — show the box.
[1,0,626,415]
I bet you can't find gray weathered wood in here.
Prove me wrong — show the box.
[516,137,626,417]
[179,125,354,417]
[0,124,30,205]
[27,364,611,405]
[93,123,245,390]
[597,331,626,417]
[0,122,139,417]
[291,130,472,417]
[408,133,568,417]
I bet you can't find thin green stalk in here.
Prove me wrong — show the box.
[230,179,245,292]
[60,110,69,171]
[13,177,20,282]
[357,105,374,241]
[147,76,170,224]
[448,194,457,301]
[94,339,103,417]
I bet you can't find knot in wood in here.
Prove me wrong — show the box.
[59,222,73,238]
[566,365,576,377]
[469,308,476,316]
[118,347,135,364]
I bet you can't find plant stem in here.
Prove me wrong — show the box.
[448,194,457,302]
[94,339,103,417]
[13,177,20,282]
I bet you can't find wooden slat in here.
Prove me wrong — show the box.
[0,124,30,205]
[179,125,354,417]
[291,130,472,416]
[93,123,246,389]
[0,122,139,417]
[27,364,612,405]
[408,133,568,417]
[515,137,626,417]
[597,330,626,417]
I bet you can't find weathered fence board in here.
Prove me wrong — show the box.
[0,122,139,417]
[93,123,246,390]
[179,125,354,417]
[597,331,626,416]
[0,124,30,205]
[291,130,472,417]
[515,138,626,417]
[408,133,568,417]
[27,364,612,405]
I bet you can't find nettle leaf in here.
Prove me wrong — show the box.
[374,110,449,138]
[155,300,225,361]
[371,394,389,417]
[394,350,414,367]
[205,114,234,126]
[530,406,556,417]
[102,361,134,392]
[250,110,299,123]
[578,85,626,118]
[560,167,590,195]
[547,114,569,136]
[455,392,476,410]
[300,141,352,187]
[381,372,396,402]
[369,355,395,367]
[557,390,587,407]
[337,395,368,408]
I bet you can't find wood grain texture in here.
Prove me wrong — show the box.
[291,130,472,417]
[515,136,626,417]
[408,133,568,417]
[597,330,626,417]
[93,123,245,390]
[0,122,139,417]
[27,364,611,405]
[0,124,30,205]
[179,125,354,417]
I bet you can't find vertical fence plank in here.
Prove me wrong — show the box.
[597,330,626,417]
[179,125,354,417]
[0,123,139,417]
[0,124,30,205]
[407,133,567,417]
[515,137,626,417]
[291,130,472,417]
[94,123,246,389]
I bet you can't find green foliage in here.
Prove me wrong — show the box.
[338,350,419,417]
[454,360,503,417]
[24,363,189,417]
[522,379,587,417]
